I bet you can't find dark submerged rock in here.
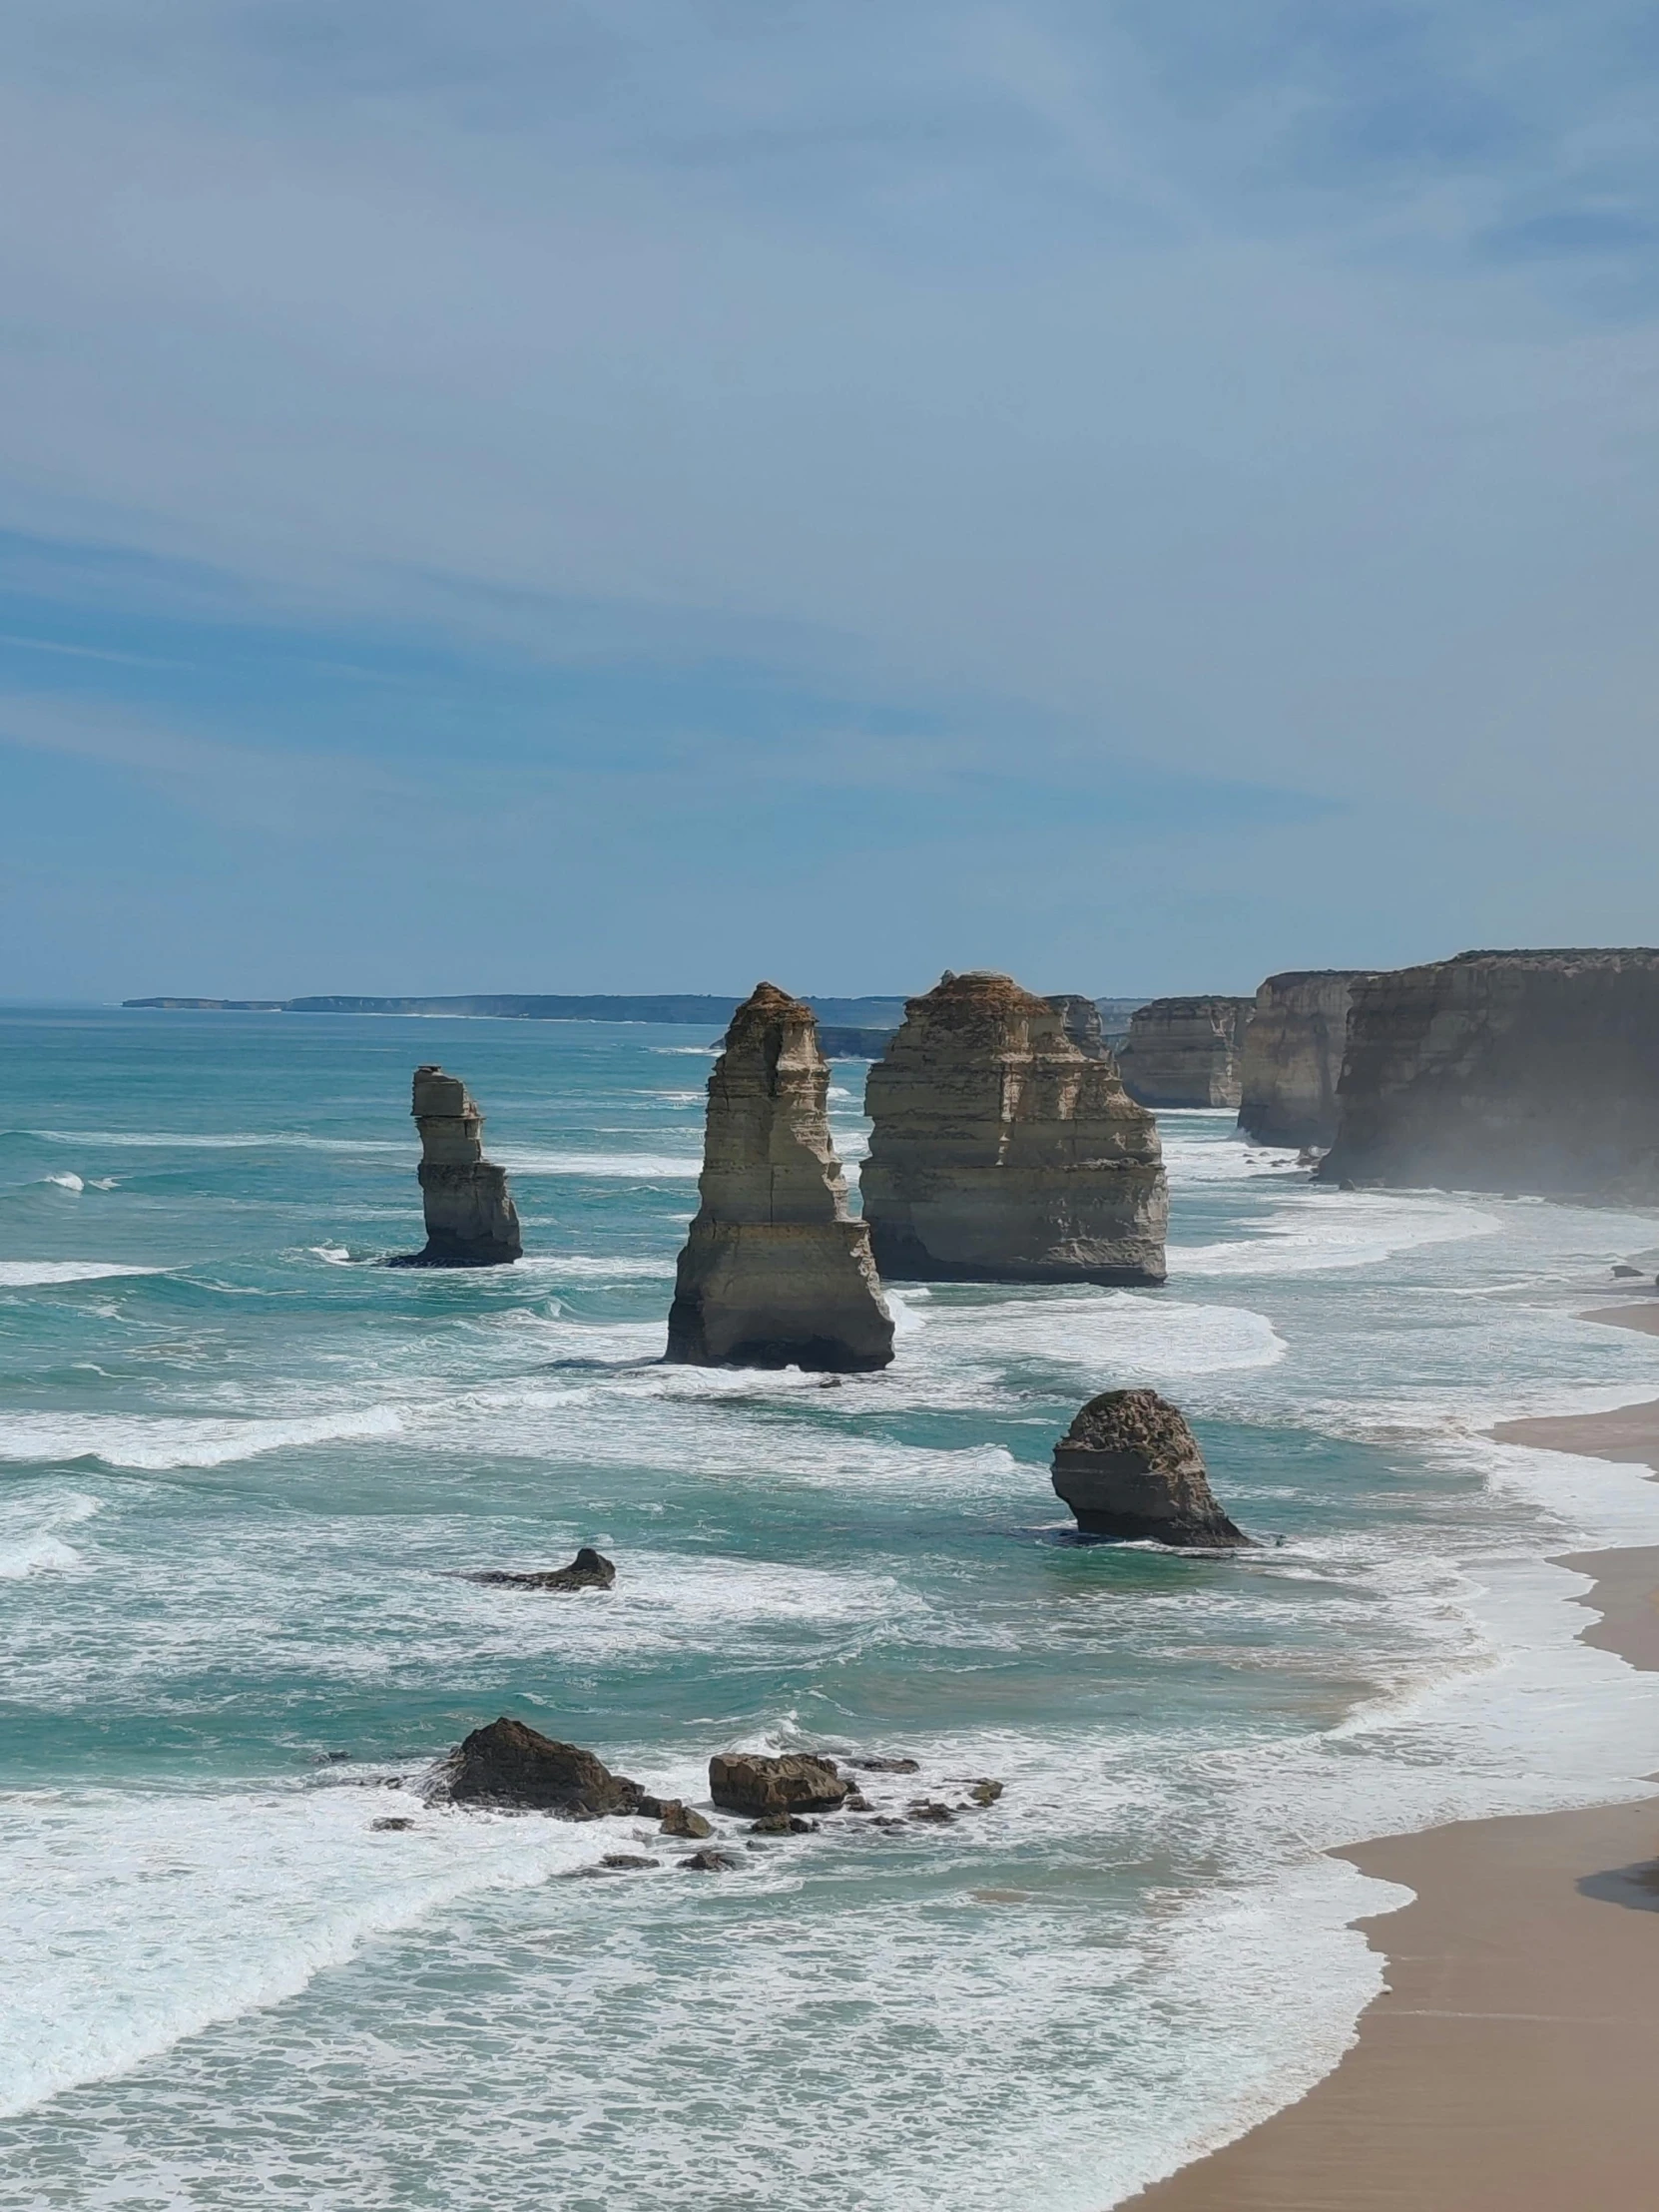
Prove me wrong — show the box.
[1051,1389,1251,1547]
[468,1546,617,1592]
[438,1717,646,1817]
[680,1849,739,1873]
[749,1812,820,1835]
[708,1752,852,1817]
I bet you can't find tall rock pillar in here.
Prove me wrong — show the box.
[665,984,894,1372]
[860,972,1167,1285]
[396,1065,523,1266]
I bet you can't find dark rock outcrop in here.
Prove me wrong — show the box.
[1237,972,1369,1148]
[861,972,1167,1286]
[468,1546,616,1592]
[657,1801,715,1839]
[708,1752,853,1816]
[389,1066,522,1267]
[1051,1388,1250,1545]
[1117,996,1255,1108]
[1318,949,1659,1199]
[437,1717,646,1816]
[666,983,894,1372]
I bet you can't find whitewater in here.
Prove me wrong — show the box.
[4,1005,1659,2210]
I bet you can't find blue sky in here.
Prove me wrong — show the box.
[2,1,1656,999]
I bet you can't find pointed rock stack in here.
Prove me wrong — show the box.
[397,1065,522,1266]
[665,983,894,1372]
[860,972,1167,1285]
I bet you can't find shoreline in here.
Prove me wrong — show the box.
[1126,1312,1659,2209]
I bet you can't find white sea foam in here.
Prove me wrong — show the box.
[1172,1190,1498,1278]
[493,1150,702,1179]
[0,1260,165,1287]
[0,1488,101,1579]
[43,1172,85,1192]
[0,1404,405,1470]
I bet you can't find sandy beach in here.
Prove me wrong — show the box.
[1127,1350,1659,2209]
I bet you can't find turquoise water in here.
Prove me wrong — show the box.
[6,1008,1659,2209]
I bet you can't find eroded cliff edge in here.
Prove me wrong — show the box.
[1237,970,1369,1148]
[1319,948,1659,1199]
[665,982,894,1371]
[1118,996,1254,1109]
[861,971,1167,1285]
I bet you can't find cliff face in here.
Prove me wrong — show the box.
[1117,996,1254,1108]
[1237,971,1369,1147]
[397,1066,522,1265]
[860,972,1167,1285]
[665,983,894,1372]
[1319,949,1659,1199]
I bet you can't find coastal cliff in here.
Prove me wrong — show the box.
[665,983,894,1371]
[1117,996,1254,1108]
[393,1066,522,1266]
[1319,949,1659,1198]
[1237,971,1369,1147]
[860,972,1167,1285]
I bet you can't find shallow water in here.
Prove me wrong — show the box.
[4,1007,1659,2208]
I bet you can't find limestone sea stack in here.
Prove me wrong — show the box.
[1117,995,1255,1108]
[394,1066,522,1266]
[665,983,894,1372]
[1051,1388,1249,1545]
[1237,971,1370,1148]
[861,972,1167,1285]
[1318,949,1659,1199]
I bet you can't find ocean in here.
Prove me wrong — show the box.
[4,1005,1659,2210]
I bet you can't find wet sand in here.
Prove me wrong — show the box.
[1126,1375,1659,2208]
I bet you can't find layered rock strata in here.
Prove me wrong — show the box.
[1051,1389,1249,1545]
[392,1065,522,1266]
[1318,949,1659,1199]
[1116,996,1255,1108]
[1237,971,1369,1147]
[665,983,894,1372]
[860,972,1167,1285]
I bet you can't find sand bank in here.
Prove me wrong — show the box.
[1127,1384,1659,2208]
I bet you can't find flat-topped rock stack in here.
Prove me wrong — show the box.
[1237,971,1370,1148]
[1051,1388,1249,1545]
[1117,995,1255,1108]
[1043,993,1113,1060]
[665,983,894,1372]
[392,1065,522,1266]
[1319,949,1659,1199]
[860,972,1167,1285]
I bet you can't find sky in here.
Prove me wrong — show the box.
[1,0,1656,1002]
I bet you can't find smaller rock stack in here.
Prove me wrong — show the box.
[1051,1388,1249,1545]
[1117,996,1255,1108]
[395,1065,522,1266]
[665,983,894,1372]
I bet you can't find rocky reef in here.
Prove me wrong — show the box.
[1237,971,1369,1147]
[709,1752,852,1816]
[1319,949,1659,1199]
[860,972,1167,1285]
[665,983,894,1372]
[1116,995,1254,1108]
[1051,1388,1249,1545]
[390,1066,522,1267]
[436,1717,647,1815]
[467,1546,616,1592]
